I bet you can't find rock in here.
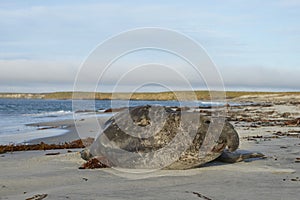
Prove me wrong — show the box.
[104,107,127,113]
[82,105,239,170]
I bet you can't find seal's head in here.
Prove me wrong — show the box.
[219,121,239,152]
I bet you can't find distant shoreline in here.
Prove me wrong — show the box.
[1,91,300,100]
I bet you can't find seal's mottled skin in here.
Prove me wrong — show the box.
[81,105,239,170]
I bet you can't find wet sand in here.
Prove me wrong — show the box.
[1,95,300,200]
[27,115,112,145]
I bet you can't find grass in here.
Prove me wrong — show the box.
[1,91,300,100]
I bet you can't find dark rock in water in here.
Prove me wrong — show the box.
[81,105,239,170]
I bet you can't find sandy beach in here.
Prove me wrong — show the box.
[1,94,300,200]
[2,0,300,199]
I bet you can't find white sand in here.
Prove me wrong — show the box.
[1,142,299,200]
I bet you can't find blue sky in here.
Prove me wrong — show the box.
[0,0,299,92]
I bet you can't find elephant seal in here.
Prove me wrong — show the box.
[81,105,239,170]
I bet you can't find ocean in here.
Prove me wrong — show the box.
[0,98,211,145]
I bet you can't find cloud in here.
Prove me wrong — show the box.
[1,58,299,93]
[0,1,299,92]
[219,66,300,90]
[0,59,78,84]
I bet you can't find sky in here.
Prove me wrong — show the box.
[0,0,300,92]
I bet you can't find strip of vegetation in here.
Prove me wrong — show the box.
[0,91,299,100]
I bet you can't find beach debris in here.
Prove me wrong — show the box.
[290,177,300,182]
[82,177,88,181]
[280,146,288,149]
[281,112,291,118]
[243,135,275,142]
[79,157,111,169]
[283,176,300,182]
[273,131,300,138]
[192,192,213,200]
[295,158,300,163]
[0,138,94,154]
[245,135,263,140]
[45,152,60,156]
[25,194,48,200]
[81,105,239,170]
[290,101,300,105]
[185,191,213,200]
[284,118,300,126]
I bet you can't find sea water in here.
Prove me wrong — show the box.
[0,98,214,145]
